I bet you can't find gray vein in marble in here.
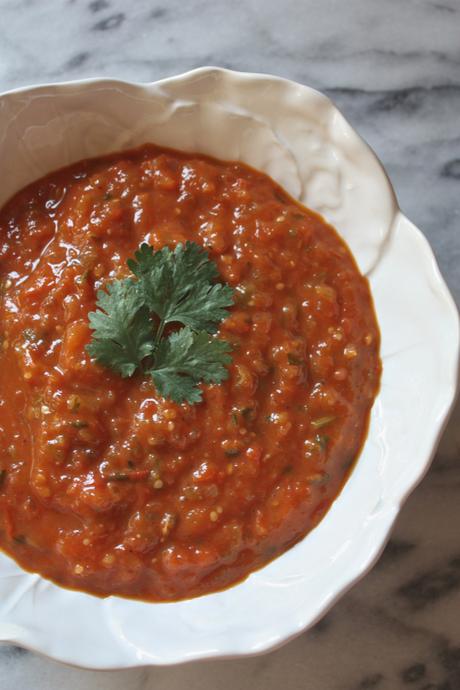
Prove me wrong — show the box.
[88,0,109,12]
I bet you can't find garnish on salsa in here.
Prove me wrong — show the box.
[87,241,234,403]
[0,144,381,602]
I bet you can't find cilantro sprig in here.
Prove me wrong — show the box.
[86,242,234,404]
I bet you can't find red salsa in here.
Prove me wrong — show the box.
[0,144,380,601]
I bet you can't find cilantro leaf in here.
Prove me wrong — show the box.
[127,242,234,332]
[86,279,154,378]
[167,281,234,333]
[86,242,234,403]
[149,327,233,404]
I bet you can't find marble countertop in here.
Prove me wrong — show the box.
[0,0,459,688]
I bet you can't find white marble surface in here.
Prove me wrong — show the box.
[0,0,459,688]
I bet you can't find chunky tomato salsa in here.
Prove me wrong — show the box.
[0,144,380,601]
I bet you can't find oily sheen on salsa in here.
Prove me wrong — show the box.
[0,144,380,601]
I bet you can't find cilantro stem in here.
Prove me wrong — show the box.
[154,319,166,350]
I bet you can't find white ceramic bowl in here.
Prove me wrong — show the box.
[0,68,458,669]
